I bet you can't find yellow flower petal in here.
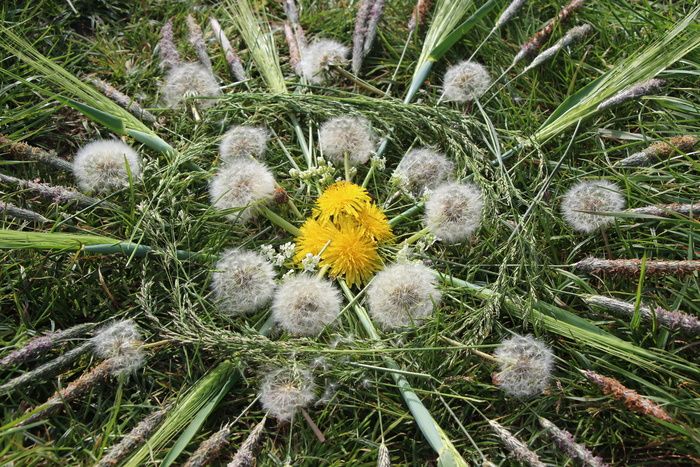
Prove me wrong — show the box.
[313,181,371,223]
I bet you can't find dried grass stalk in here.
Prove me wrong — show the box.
[227,417,266,467]
[574,257,700,277]
[0,201,50,224]
[596,78,665,111]
[539,417,608,467]
[488,420,545,467]
[87,76,157,123]
[183,423,232,467]
[210,17,247,82]
[627,202,700,217]
[158,19,181,69]
[408,0,434,31]
[0,323,93,369]
[186,15,213,73]
[352,0,372,74]
[97,405,169,467]
[0,134,73,171]
[618,135,697,167]
[377,442,391,467]
[494,0,527,30]
[284,22,302,71]
[524,23,591,72]
[0,172,115,209]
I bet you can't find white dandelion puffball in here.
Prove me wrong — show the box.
[161,62,221,109]
[209,158,276,223]
[319,116,376,166]
[73,139,141,194]
[424,182,483,243]
[211,248,276,315]
[561,180,625,233]
[493,334,554,398]
[219,125,270,162]
[392,148,454,195]
[442,60,492,102]
[271,274,341,336]
[367,263,442,329]
[259,367,316,421]
[91,320,143,360]
[298,39,349,84]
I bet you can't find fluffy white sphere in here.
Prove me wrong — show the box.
[161,62,221,109]
[493,334,554,398]
[209,159,276,223]
[392,148,454,195]
[219,125,270,162]
[211,248,276,315]
[561,180,625,233]
[442,60,492,102]
[271,274,341,336]
[319,116,376,166]
[91,320,142,360]
[367,262,442,329]
[259,366,316,421]
[73,139,141,193]
[298,39,349,84]
[424,182,483,243]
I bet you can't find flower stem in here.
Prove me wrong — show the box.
[344,152,352,182]
[402,227,429,246]
[388,202,424,227]
[257,206,300,236]
[361,163,375,188]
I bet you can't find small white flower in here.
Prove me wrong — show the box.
[319,116,376,166]
[493,334,554,398]
[442,60,492,102]
[271,274,341,336]
[73,139,141,194]
[392,148,454,195]
[298,39,349,84]
[211,248,276,315]
[259,366,316,421]
[219,125,269,162]
[279,242,296,259]
[301,253,321,272]
[561,180,625,233]
[424,182,483,243]
[161,62,221,108]
[367,263,442,329]
[209,159,276,223]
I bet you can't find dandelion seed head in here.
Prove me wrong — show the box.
[561,180,625,233]
[442,60,492,102]
[494,334,554,398]
[209,159,276,223]
[272,274,341,336]
[367,263,441,329]
[219,125,270,162]
[319,117,376,166]
[259,367,316,421]
[92,320,145,375]
[424,182,483,243]
[299,39,349,84]
[392,148,454,195]
[161,62,221,109]
[73,140,141,194]
[211,248,276,315]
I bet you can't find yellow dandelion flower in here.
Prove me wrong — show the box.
[313,181,371,222]
[294,218,335,263]
[351,202,393,242]
[323,222,382,287]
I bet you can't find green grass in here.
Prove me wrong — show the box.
[1,0,699,465]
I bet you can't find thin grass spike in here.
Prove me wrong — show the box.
[627,202,700,217]
[284,22,302,71]
[87,77,157,123]
[363,0,386,56]
[582,370,673,422]
[539,417,608,467]
[408,0,433,31]
[583,295,700,335]
[186,15,213,73]
[574,257,700,277]
[183,423,232,467]
[596,78,665,111]
[227,417,266,467]
[210,17,247,82]
[352,0,372,75]
[0,323,93,370]
[618,135,697,167]
[158,19,181,69]
[96,405,169,467]
[524,24,592,72]
[377,443,391,467]
[494,0,527,30]
[488,420,545,467]
[0,135,73,172]
[0,202,50,224]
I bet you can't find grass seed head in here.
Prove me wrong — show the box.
[319,116,376,166]
[259,366,316,421]
[442,60,492,102]
[392,148,454,195]
[161,62,221,109]
[561,180,625,233]
[299,39,349,84]
[73,139,141,194]
[219,125,270,162]
[493,334,554,398]
[424,182,483,243]
[271,274,341,336]
[211,248,276,315]
[209,159,276,223]
[367,262,441,329]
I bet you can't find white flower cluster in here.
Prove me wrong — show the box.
[211,248,276,315]
[301,253,321,272]
[260,242,296,267]
[289,158,336,185]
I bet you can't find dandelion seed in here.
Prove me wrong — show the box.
[271,274,341,336]
[319,117,376,167]
[73,139,141,194]
[493,334,554,398]
[227,417,266,467]
[539,417,608,467]
[489,420,545,467]
[582,369,672,422]
[596,78,665,112]
[211,248,276,315]
[91,320,145,376]
[618,135,697,167]
[97,405,169,467]
[161,62,221,109]
[367,262,441,329]
[392,148,454,195]
[424,182,483,243]
[560,180,625,233]
[259,366,316,421]
[524,24,592,72]
[219,125,270,161]
[298,39,349,84]
[209,159,276,223]
[441,61,492,103]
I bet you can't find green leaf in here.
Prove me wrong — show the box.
[126,129,176,155]
[428,0,500,62]
[59,98,125,134]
